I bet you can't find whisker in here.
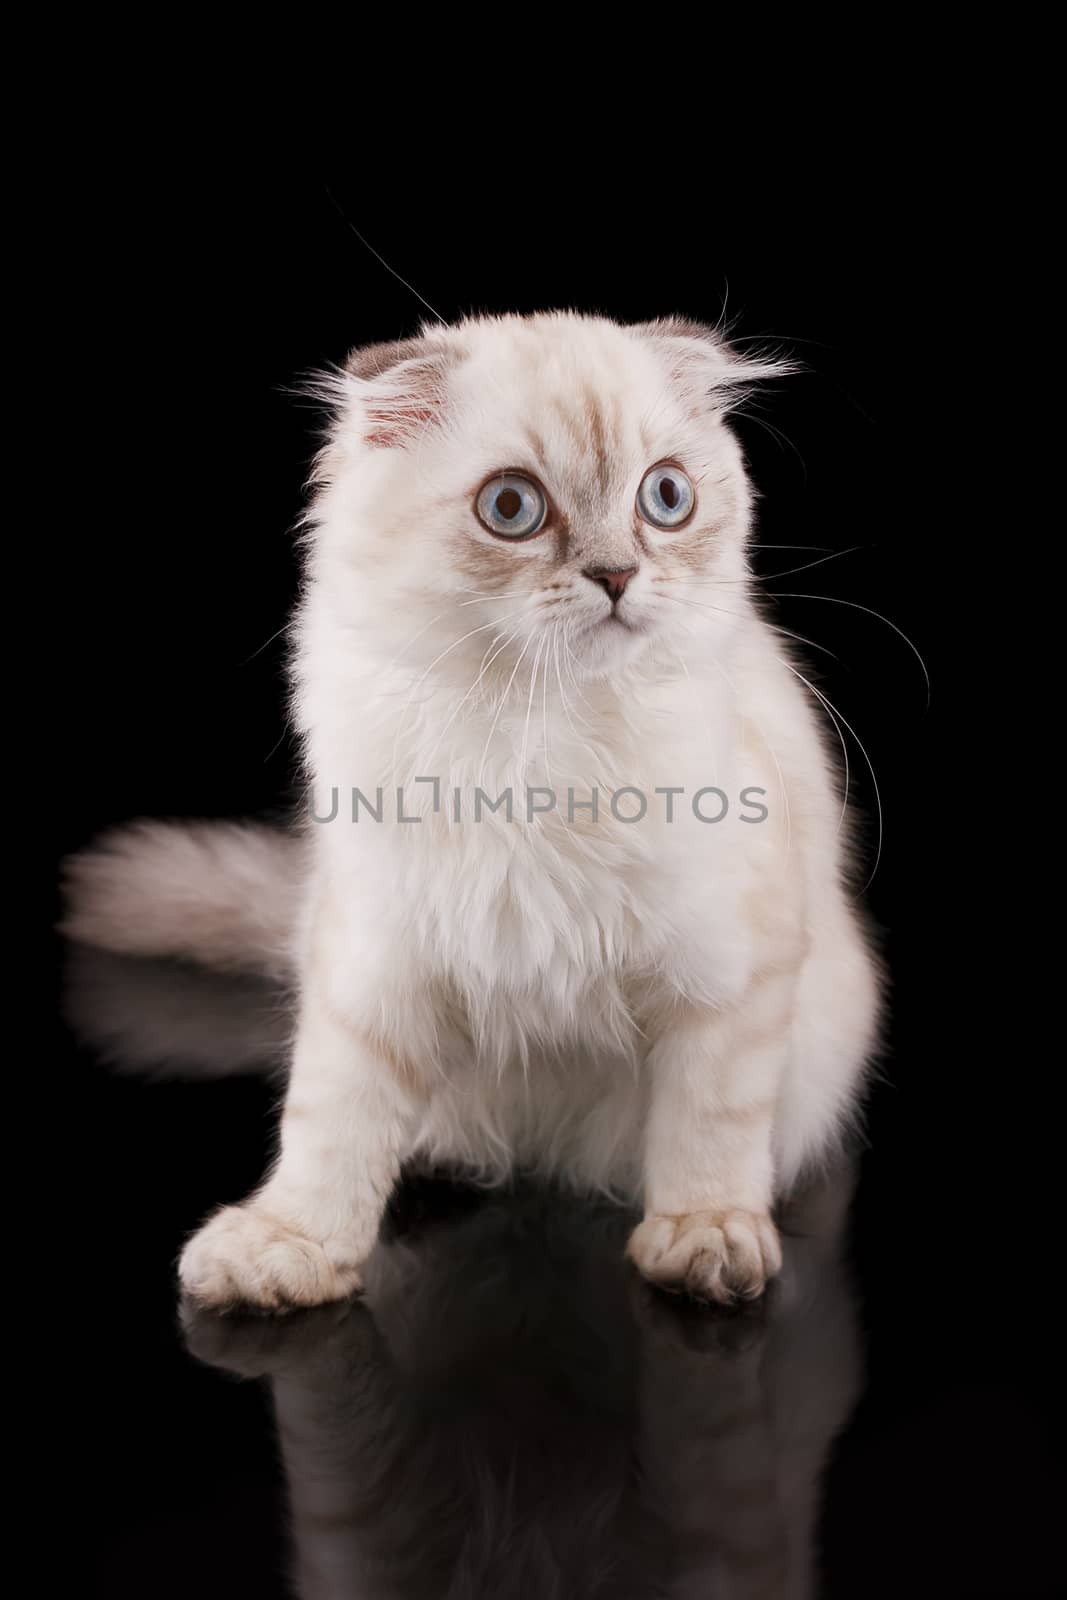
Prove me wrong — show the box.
[477,630,535,789]
[778,658,851,835]
[454,588,539,600]
[714,546,867,585]
[552,625,599,755]
[769,592,930,706]
[382,608,453,672]
[650,589,754,626]
[768,625,839,661]
[560,622,601,717]
[543,626,576,837]
[519,630,548,781]
[417,625,522,777]
[657,585,840,662]
[732,409,808,478]
[382,593,536,674]
[324,188,445,324]
[543,625,557,791]
[777,655,883,889]
[391,608,526,786]
[652,600,792,857]
[238,622,291,667]
[705,646,790,863]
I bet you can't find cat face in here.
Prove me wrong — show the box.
[309,314,782,680]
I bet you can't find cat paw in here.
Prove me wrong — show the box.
[179,1203,364,1313]
[626,1209,782,1304]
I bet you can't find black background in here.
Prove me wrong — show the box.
[51,152,1057,1595]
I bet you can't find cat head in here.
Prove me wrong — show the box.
[305,313,788,680]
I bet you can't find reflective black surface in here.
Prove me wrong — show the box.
[67,948,1059,1597]
[51,157,1058,1596]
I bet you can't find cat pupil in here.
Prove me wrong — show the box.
[660,477,679,510]
[497,488,522,520]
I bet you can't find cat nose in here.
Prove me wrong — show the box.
[583,566,638,604]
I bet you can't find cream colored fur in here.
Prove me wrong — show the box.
[64,312,880,1308]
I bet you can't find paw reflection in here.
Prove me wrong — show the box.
[184,1176,861,1599]
[66,950,862,1597]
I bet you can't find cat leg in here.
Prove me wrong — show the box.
[627,971,796,1304]
[180,969,426,1313]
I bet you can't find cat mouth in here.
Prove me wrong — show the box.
[569,607,646,640]
[602,611,641,634]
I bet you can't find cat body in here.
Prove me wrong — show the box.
[65,312,880,1307]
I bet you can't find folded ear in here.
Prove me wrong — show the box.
[341,333,457,449]
[632,317,794,412]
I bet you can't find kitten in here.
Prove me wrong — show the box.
[64,312,881,1309]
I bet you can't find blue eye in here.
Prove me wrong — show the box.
[637,464,695,529]
[476,474,547,539]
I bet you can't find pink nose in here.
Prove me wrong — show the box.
[584,566,638,604]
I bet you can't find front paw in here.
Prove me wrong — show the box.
[627,1209,782,1304]
[179,1203,364,1313]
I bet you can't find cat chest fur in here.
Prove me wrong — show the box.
[329,797,760,1056]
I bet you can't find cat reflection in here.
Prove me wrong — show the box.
[67,948,863,1599]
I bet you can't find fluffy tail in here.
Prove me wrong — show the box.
[61,820,304,981]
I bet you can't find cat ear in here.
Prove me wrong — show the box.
[343,334,454,449]
[633,317,795,412]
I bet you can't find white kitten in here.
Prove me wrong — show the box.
[64,312,881,1308]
